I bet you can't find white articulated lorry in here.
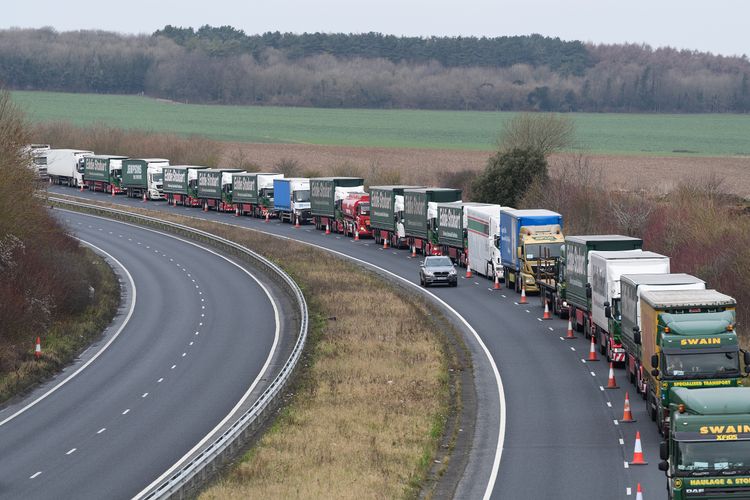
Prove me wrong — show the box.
[46,149,94,187]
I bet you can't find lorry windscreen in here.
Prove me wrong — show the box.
[676,440,750,473]
[663,351,740,378]
[294,190,310,202]
[525,243,562,260]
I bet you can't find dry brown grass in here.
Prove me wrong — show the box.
[219,142,750,198]
[51,194,452,499]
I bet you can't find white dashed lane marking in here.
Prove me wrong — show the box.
[97,428,106,434]
[66,448,76,455]
[29,471,42,479]
[122,409,130,415]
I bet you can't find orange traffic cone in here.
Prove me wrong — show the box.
[465,264,472,279]
[629,431,648,465]
[111,187,116,197]
[383,236,388,249]
[519,284,527,304]
[493,274,501,290]
[635,483,643,500]
[325,224,331,235]
[142,192,147,203]
[606,362,619,388]
[79,183,84,192]
[542,300,552,319]
[621,392,636,422]
[35,337,41,359]
[295,216,300,228]
[203,202,208,212]
[588,335,599,361]
[354,228,360,241]
[265,212,270,223]
[411,245,417,258]
[565,317,576,339]
[235,207,240,217]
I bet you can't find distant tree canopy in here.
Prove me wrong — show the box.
[153,26,593,75]
[1,27,749,113]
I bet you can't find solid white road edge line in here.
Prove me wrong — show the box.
[0,237,137,428]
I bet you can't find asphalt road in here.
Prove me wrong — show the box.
[0,210,281,500]
[48,187,668,499]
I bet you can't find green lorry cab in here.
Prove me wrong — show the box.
[624,289,749,435]
[659,387,750,499]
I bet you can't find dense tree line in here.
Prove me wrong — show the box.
[1,27,748,112]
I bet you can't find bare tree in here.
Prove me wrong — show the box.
[498,113,576,156]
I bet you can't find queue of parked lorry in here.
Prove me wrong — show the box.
[36,147,750,499]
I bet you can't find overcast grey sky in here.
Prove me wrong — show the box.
[3,0,747,57]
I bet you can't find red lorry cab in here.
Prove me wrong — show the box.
[341,193,372,238]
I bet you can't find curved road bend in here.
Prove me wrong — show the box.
[0,210,284,500]
[50,188,668,498]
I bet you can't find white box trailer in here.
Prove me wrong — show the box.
[466,204,509,279]
[590,250,670,331]
[588,250,670,362]
[46,149,93,187]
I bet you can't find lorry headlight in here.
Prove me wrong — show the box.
[525,276,535,284]
[449,269,457,275]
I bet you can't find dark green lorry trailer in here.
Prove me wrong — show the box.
[121,158,169,200]
[310,177,364,231]
[232,172,283,217]
[83,155,128,194]
[162,165,208,207]
[369,185,424,248]
[197,168,244,212]
[403,188,461,256]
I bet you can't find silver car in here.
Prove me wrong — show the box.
[419,256,458,287]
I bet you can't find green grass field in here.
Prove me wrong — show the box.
[12,91,750,156]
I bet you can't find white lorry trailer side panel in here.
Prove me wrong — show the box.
[589,250,670,331]
[466,204,504,278]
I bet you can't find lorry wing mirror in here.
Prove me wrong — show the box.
[651,368,660,377]
[659,441,668,460]
[604,301,611,319]
[516,247,522,259]
[585,283,591,298]
[651,354,659,369]
[633,327,641,345]
[658,461,669,472]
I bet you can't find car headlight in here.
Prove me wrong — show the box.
[449,269,457,275]
[423,271,434,276]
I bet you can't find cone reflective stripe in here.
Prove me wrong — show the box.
[635,483,643,500]
[588,334,598,361]
[621,392,636,422]
[519,284,527,304]
[542,300,551,319]
[35,337,41,359]
[465,264,472,279]
[565,317,576,339]
[606,362,618,388]
[493,273,500,290]
[629,431,648,465]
